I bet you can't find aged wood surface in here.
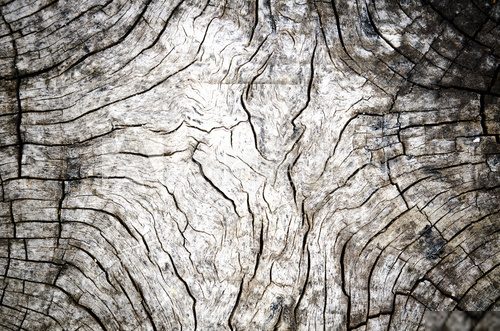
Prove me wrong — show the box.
[0,0,499,330]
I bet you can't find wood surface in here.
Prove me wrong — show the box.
[0,0,499,330]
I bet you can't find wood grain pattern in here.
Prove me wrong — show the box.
[0,0,499,330]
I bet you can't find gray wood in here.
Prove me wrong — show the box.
[0,0,499,330]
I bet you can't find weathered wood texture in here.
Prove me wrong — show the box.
[1,0,499,330]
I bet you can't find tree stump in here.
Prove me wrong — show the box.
[0,0,499,330]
